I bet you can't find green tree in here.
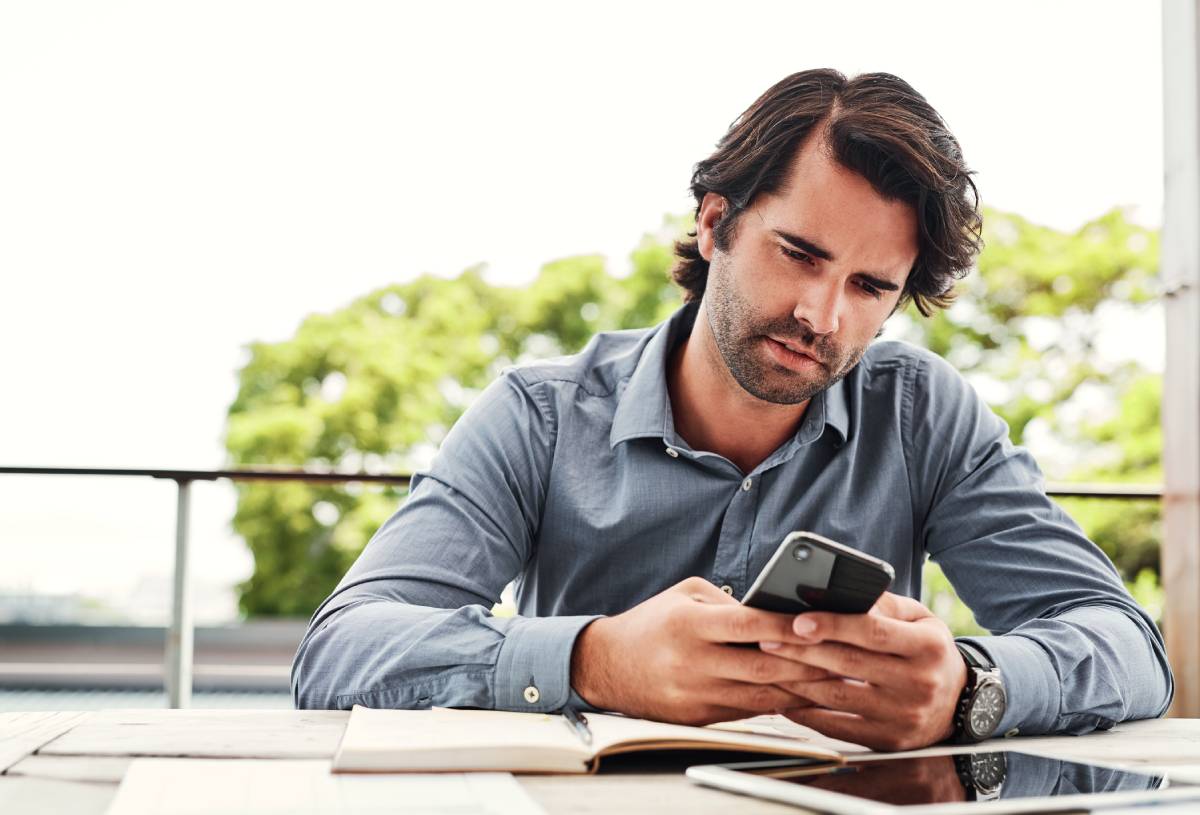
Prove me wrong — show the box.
[902,208,1164,630]
[889,207,1158,449]
[225,226,684,615]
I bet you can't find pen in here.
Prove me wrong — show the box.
[562,705,593,746]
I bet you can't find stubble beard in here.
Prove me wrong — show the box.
[704,250,868,406]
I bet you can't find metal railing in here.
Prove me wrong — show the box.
[0,466,411,708]
[0,465,1162,707]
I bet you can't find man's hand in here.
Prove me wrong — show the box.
[570,577,829,726]
[764,592,968,751]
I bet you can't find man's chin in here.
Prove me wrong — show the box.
[718,337,841,405]
[738,371,830,406]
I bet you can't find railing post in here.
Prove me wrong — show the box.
[165,479,194,708]
[1163,0,1200,718]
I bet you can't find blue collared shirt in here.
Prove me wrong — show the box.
[293,303,1172,736]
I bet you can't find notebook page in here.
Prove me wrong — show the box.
[334,707,589,772]
[584,712,844,760]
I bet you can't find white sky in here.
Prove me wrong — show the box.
[0,1,1166,619]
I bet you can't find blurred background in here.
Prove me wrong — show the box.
[0,1,1167,709]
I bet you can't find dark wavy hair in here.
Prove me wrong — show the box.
[673,69,982,316]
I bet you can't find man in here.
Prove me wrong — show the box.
[292,69,1173,751]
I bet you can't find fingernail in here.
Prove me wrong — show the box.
[793,616,817,636]
[760,641,782,651]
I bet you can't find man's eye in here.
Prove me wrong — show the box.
[780,246,814,265]
[856,279,882,299]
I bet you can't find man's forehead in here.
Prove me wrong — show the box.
[755,142,919,281]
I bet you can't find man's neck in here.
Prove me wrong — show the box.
[666,302,810,476]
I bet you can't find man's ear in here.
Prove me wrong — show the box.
[696,192,728,262]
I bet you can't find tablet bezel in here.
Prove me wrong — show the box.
[685,750,1199,815]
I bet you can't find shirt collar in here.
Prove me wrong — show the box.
[608,303,696,448]
[823,367,851,446]
[609,302,853,450]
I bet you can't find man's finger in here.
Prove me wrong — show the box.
[712,680,814,714]
[779,677,889,720]
[791,609,930,657]
[761,641,905,684]
[686,704,773,727]
[702,645,833,684]
[690,603,799,644]
[873,591,934,622]
[783,707,880,750]
[680,577,741,605]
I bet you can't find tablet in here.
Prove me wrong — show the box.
[686,750,1200,814]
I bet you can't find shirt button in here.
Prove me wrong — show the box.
[665,447,679,458]
[720,585,734,595]
[741,478,752,491]
[523,685,540,704]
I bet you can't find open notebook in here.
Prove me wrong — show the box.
[332,706,846,775]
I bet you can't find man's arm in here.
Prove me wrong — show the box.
[765,351,1172,750]
[291,371,599,712]
[910,352,1173,736]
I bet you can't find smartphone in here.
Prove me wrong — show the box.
[741,531,894,614]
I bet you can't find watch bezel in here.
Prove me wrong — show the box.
[968,751,1007,795]
[952,642,1006,744]
[953,751,1007,801]
[964,673,1006,740]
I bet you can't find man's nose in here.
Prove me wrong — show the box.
[793,280,841,335]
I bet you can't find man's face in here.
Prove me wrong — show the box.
[699,135,919,405]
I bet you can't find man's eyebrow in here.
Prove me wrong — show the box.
[772,228,902,292]
[773,229,834,262]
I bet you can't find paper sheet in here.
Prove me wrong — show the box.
[105,759,545,815]
[0,711,89,772]
[42,709,348,759]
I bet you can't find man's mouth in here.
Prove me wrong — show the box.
[767,335,823,365]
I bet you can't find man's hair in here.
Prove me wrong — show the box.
[672,69,983,316]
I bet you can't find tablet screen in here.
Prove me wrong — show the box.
[712,751,1177,807]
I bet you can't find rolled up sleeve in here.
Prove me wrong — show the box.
[292,370,601,712]
[905,353,1173,736]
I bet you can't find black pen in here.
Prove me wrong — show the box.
[562,705,593,746]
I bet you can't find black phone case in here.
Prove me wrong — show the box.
[746,536,894,615]
[796,555,893,614]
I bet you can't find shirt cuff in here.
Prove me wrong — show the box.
[957,634,1058,738]
[494,614,603,713]
[566,685,599,712]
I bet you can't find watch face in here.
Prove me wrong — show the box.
[968,682,1005,738]
[969,751,1008,793]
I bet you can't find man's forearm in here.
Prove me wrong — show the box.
[292,598,598,712]
[960,603,1173,737]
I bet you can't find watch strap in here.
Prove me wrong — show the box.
[952,754,980,801]
[956,640,995,671]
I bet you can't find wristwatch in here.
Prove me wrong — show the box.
[951,641,1006,743]
[953,752,1007,801]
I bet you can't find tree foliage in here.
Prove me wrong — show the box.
[225,209,1162,618]
[225,223,683,615]
[903,208,1163,628]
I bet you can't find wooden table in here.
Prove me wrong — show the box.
[4,710,1200,814]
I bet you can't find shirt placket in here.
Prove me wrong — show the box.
[710,472,761,597]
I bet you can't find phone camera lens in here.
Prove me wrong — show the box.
[792,544,811,562]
